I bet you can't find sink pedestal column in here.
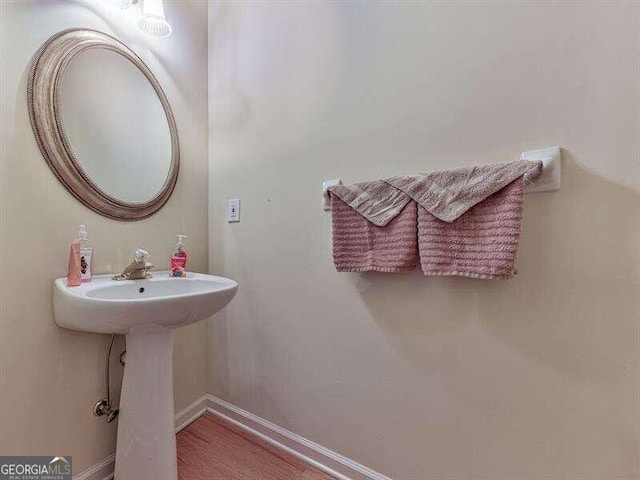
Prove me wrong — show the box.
[115,326,177,480]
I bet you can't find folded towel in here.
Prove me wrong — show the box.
[330,195,418,272]
[329,180,412,227]
[328,160,540,278]
[328,160,541,225]
[418,177,525,279]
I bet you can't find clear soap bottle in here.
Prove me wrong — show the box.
[77,224,94,282]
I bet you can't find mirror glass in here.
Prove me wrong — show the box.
[59,48,172,204]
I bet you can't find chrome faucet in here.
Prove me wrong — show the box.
[112,249,154,281]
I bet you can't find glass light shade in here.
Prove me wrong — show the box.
[138,0,172,37]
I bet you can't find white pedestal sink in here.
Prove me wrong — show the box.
[53,272,238,480]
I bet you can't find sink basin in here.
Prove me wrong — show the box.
[53,271,237,480]
[54,271,238,334]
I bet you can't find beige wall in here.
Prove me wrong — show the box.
[208,2,640,479]
[0,0,208,472]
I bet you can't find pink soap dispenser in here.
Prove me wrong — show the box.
[170,235,188,278]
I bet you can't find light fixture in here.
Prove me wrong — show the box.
[137,0,172,37]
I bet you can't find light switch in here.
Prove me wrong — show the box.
[227,199,240,222]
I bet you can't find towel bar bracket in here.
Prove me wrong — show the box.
[322,179,342,211]
[522,146,561,193]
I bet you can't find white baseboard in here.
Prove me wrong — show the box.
[73,394,390,480]
[205,394,391,480]
[72,453,115,480]
[174,394,211,433]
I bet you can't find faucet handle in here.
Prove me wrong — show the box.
[134,248,150,264]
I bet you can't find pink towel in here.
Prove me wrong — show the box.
[418,177,525,279]
[330,195,418,272]
[329,160,540,226]
[328,160,540,278]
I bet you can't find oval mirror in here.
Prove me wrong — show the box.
[28,29,179,220]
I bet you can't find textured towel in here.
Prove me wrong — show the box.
[329,180,412,227]
[418,177,525,279]
[330,195,418,272]
[329,160,541,225]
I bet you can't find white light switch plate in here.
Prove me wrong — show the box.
[227,199,240,222]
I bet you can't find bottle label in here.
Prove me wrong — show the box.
[171,254,187,277]
[80,247,93,281]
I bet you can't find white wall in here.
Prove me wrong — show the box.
[0,0,208,472]
[208,2,640,478]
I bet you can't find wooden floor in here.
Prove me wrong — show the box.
[177,412,337,480]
